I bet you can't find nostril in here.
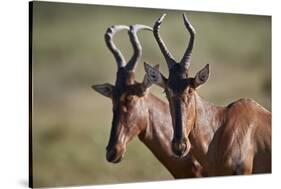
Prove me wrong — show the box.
[180,142,187,153]
[172,139,188,157]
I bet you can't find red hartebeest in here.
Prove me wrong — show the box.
[92,24,206,178]
[144,13,271,176]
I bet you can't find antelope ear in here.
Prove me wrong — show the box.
[142,64,160,91]
[91,83,114,98]
[193,64,209,88]
[144,62,167,89]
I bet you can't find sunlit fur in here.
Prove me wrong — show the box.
[93,24,206,178]
[145,13,271,176]
[95,69,206,178]
[146,62,271,176]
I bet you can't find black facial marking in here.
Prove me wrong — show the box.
[168,64,189,94]
[107,67,145,151]
[107,104,121,150]
[108,68,133,150]
[174,98,183,140]
[115,68,130,92]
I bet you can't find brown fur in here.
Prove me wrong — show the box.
[114,90,206,178]
[144,14,271,176]
[178,90,271,176]
[93,24,206,178]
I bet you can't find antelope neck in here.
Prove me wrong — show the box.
[137,93,193,178]
[138,93,171,144]
[189,92,224,165]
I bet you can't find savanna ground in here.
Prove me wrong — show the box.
[31,1,271,187]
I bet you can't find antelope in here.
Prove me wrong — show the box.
[144,13,271,176]
[92,24,206,178]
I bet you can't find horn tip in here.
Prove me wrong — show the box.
[182,14,196,34]
[131,24,153,31]
[156,13,166,24]
[91,85,97,90]
[182,13,189,22]
[160,13,166,21]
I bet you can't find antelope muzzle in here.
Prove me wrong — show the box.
[172,138,190,157]
[106,144,125,163]
[171,98,190,157]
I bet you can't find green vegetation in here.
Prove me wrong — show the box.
[31,1,271,187]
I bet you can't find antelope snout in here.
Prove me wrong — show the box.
[172,138,190,157]
[106,145,125,163]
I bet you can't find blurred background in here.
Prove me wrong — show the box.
[31,1,271,187]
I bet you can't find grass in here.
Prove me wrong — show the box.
[31,1,271,187]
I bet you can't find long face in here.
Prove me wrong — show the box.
[145,63,209,157]
[165,64,194,157]
[93,69,152,163]
[145,13,209,157]
[92,23,152,163]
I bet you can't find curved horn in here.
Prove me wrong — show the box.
[180,14,196,70]
[153,14,176,69]
[104,25,130,68]
[126,24,152,72]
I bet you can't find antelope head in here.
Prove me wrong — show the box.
[145,14,210,157]
[92,24,153,163]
